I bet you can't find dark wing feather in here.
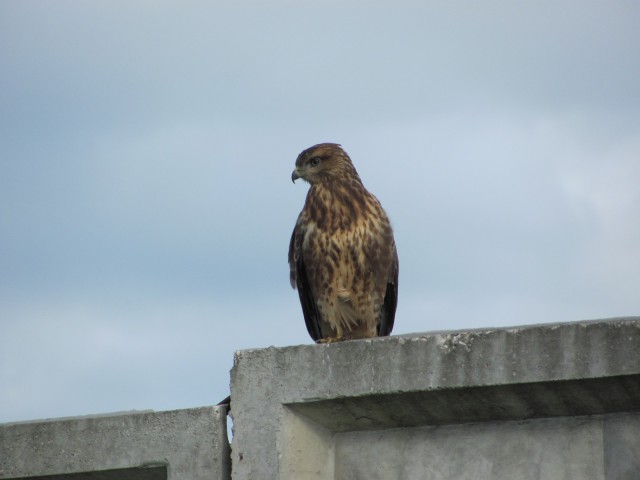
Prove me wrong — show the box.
[289,228,322,341]
[378,247,399,336]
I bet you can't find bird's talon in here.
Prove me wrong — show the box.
[316,336,346,344]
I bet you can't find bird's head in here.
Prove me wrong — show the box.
[291,143,360,185]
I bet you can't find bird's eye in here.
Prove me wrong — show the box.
[310,157,321,167]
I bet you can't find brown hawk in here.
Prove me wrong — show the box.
[289,143,399,342]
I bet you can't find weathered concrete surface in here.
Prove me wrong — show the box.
[335,412,640,480]
[230,317,640,480]
[0,406,230,480]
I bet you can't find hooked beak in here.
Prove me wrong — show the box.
[291,169,301,183]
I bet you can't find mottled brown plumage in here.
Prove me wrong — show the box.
[289,143,398,342]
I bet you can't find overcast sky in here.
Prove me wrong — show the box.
[1,1,639,423]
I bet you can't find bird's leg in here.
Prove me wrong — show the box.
[316,336,346,344]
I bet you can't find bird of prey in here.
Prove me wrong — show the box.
[289,143,398,343]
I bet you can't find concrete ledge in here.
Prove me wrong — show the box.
[3,318,639,479]
[289,373,640,431]
[0,407,230,480]
[230,317,640,479]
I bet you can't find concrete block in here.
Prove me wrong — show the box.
[335,413,610,480]
[229,317,640,479]
[603,413,640,480]
[0,406,230,480]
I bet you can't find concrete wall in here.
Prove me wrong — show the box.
[230,317,640,479]
[334,412,640,480]
[0,406,230,480]
[2,317,640,480]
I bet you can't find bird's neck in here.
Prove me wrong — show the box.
[304,179,372,231]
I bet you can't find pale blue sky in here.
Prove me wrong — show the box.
[2,1,640,423]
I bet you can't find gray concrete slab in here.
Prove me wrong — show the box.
[603,413,640,480]
[230,317,640,479]
[335,414,609,480]
[0,407,230,480]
